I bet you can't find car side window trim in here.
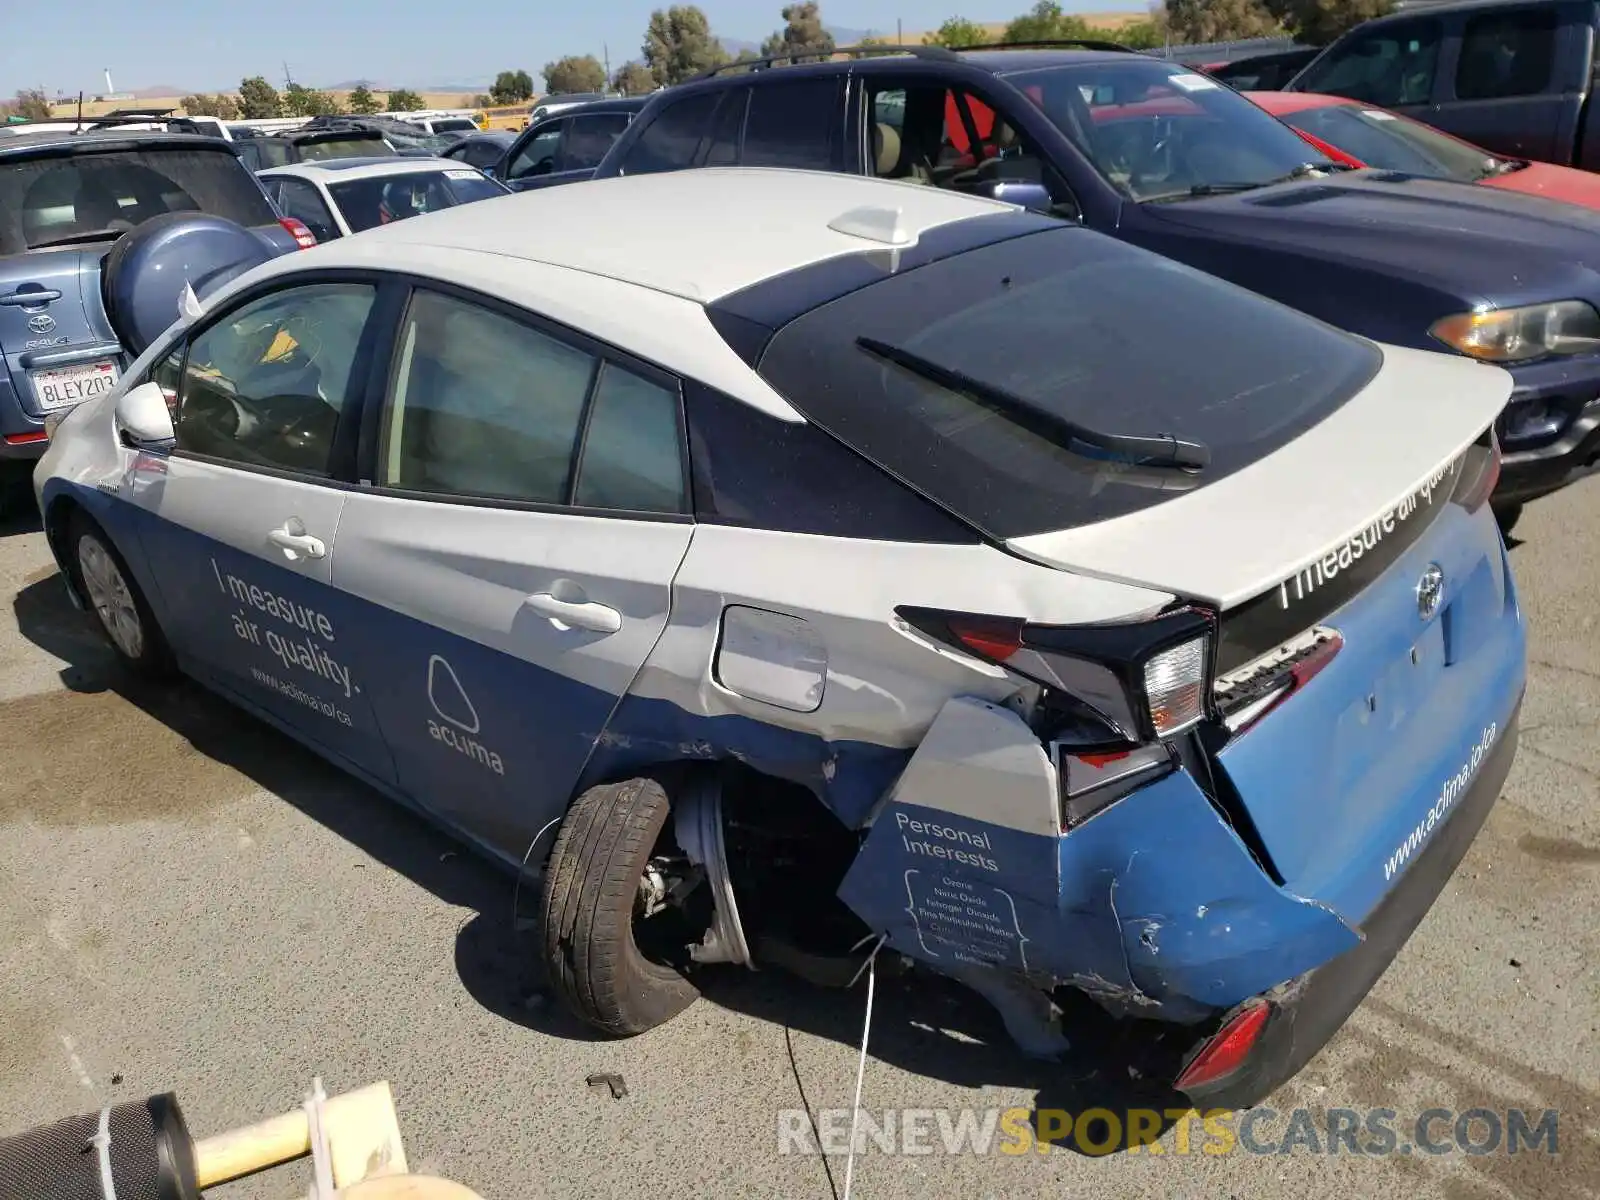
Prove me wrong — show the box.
[157,268,395,489]
[357,274,692,523]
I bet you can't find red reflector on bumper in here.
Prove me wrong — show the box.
[1175,1002,1271,1092]
[4,431,47,445]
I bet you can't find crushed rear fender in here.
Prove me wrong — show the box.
[836,697,1362,1026]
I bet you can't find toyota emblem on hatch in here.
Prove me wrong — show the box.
[1416,564,1445,620]
[26,314,55,334]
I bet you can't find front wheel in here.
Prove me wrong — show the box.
[69,512,174,677]
[539,777,702,1036]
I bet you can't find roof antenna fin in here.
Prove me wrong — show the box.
[827,205,918,247]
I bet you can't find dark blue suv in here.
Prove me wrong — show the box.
[594,43,1600,525]
[0,129,304,512]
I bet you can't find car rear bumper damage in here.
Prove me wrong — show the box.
[1179,696,1520,1109]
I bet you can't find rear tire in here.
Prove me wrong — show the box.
[539,777,701,1036]
[1494,502,1523,537]
[68,511,174,678]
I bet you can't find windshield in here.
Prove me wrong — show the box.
[753,228,1381,538]
[298,136,395,161]
[1001,61,1338,202]
[328,169,507,232]
[435,119,477,133]
[1279,103,1504,182]
[0,145,278,252]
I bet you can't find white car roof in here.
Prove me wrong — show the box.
[338,168,1021,302]
[258,156,468,183]
[194,169,1029,422]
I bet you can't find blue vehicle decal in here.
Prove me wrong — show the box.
[838,776,1364,1023]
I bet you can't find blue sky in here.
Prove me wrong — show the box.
[2,0,1149,96]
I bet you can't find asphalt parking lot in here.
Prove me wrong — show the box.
[1,477,1596,1200]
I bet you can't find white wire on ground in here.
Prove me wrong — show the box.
[91,1106,115,1200]
[842,934,887,1200]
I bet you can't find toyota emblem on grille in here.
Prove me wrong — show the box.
[1417,563,1445,620]
[26,314,55,334]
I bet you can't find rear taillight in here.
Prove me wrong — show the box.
[906,605,1215,745]
[1453,429,1502,514]
[280,217,318,250]
[1214,625,1343,735]
[1175,1001,1272,1092]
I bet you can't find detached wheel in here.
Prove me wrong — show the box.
[69,512,174,677]
[539,777,702,1036]
[1494,503,1524,537]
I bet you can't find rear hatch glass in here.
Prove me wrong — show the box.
[328,170,506,232]
[0,144,278,252]
[297,136,396,161]
[754,227,1381,539]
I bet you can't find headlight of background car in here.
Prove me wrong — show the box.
[1431,300,1600,363]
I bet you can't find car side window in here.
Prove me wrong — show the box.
[148,344,185,417]
[508,123,565,179]
[619,91,721,174]
[276,179,340,242]
[741,78,843,169]
[572,364,685,513]
[560,114,632,171]
[378,289,686,513]
[866,79,1078,217]
[701,89,749,166]
[1295,21,1442,107]
[175,283,375,476]
[1457,9,1558,100]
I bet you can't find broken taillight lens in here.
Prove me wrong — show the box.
[897,605,1216,745]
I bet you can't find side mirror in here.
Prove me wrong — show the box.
[115,381,176,450]
[976,179,1054,214]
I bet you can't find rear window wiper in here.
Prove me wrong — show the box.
[856,336,1210,471]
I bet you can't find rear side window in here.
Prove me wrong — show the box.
[750,228,1381,538]
[620,92,720,174]
[0,147,278,253]
[1456,9,1558,99]
[298,136,395,160]
[741,78,843,169]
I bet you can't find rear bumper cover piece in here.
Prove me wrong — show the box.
[1181,697,1520,1110]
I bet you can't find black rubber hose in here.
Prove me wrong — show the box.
[0,1093,199,1200]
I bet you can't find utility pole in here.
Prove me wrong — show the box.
[604,42,612,89]
[283,61,294,89]
[897,18,903,42]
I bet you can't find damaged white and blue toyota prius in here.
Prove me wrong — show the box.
[33,168,1526,1109]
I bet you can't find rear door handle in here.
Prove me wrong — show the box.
[0,289,62,306]
[267,521,327,561]
[524,592,622,634]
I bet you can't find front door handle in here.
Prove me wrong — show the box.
[267,520,327,562]
[524,592,622,634]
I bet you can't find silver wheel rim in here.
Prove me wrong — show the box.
[77,534,144,660]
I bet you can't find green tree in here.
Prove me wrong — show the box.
[283,83,342,117]
[1003,1,1094,43]
[761,1,835,61]
[643,5,729,86]
[472,93,494,107]
[1264,0,1394,44]
[385,88,424,111]
[347,83,381,115]
[181,92,240,119]
[542,56,607,94]
[490,69,536,103]
[1115,18,1167,49]
[1166,0,1282,42]
[237,76,282,119]
[923,16,990,47]
[612,62,657,95]
[14,88,52,121]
